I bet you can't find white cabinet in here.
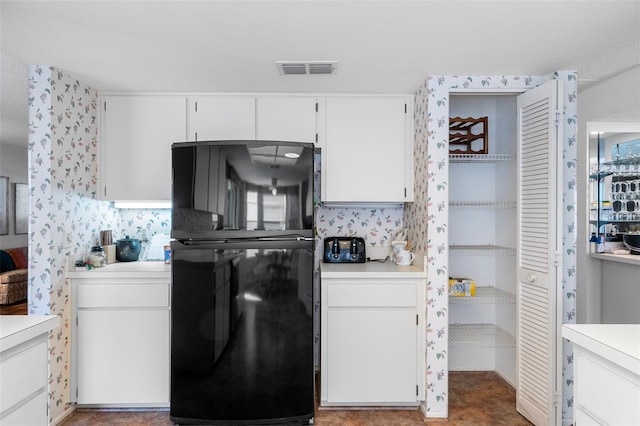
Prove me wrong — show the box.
[322,96,413,204]
[72,273,170,406]
[563,325,640,426]
[188,96,255,141]
[0,316,59,426]
[100,95,187,201]
[256,96,318,143]
[447,95,517,385]
[99,93,412,203]
[320,271,424,406]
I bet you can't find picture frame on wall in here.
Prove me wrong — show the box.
[14,183,28,235]
[0,176,8,235]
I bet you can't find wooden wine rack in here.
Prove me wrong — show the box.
[449,116,488,154]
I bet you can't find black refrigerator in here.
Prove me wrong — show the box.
[170,140,315,425]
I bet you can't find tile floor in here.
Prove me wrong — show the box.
[60,371,531,425]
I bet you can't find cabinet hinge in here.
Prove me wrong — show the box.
[554,391,561,407]
[554,251,561,268]
[554,109,561,127]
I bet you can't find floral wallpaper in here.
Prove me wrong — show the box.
[316,206,404,246]
[28,66,173,424]
[406,74,577,422]
[556,70,578,425]
[29,65,106,423]
[116,209,171,244]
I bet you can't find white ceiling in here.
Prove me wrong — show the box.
[1,0,640,146]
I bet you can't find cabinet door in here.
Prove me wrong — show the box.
[516,79,562,426]
[190,96,255,141]
[322,281,419,405]
[256,97,317,143]
[327,308,416,403]
[102,95,187,201]
[324,97,409,203]
[77,309,170,405]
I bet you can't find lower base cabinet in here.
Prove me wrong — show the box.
[77,309,169,405]
[320,276,424,406]
[72,275,170,406]
[0,316,59,426]
[563,325,640,426]
[573,346,640,425]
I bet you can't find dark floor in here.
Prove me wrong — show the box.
[60,371,531,425]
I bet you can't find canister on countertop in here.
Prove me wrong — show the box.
[116,236,142,262]
[87,246,106,268]
[103,244,116,264]
[100,230,116,263]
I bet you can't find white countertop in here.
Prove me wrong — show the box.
[591,252,640,266]
[321,256,426,278]
[67,260,171,278]
[0,315,61,353]
[562,324,640,375]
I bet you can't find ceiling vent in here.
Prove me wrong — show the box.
[276,61,337,76]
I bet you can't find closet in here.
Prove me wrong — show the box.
[447,94,518,385]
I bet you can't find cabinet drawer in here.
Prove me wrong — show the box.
[0,340,47,412]
[77,284,169,308]
[0,389,47,426]
[576,354,640,425]
[327,283,416,307]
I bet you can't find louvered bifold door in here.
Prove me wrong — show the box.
[516,79,563,426]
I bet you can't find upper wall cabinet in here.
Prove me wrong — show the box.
[188,96,256,141]
[322,96,414,204]
[256,96,318,144]
[100,95,187,201]
[100,94,411,203]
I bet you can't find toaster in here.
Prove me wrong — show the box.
[323,237,366,263]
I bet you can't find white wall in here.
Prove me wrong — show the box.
[0,143,28,248]
[577,65,640,324]
[0,53,28,249]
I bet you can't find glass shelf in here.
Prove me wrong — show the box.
[449,153,514,163]
[591,170,640,180]
[602,155,640,167]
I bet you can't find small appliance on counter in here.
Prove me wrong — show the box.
[323,237,366,263]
